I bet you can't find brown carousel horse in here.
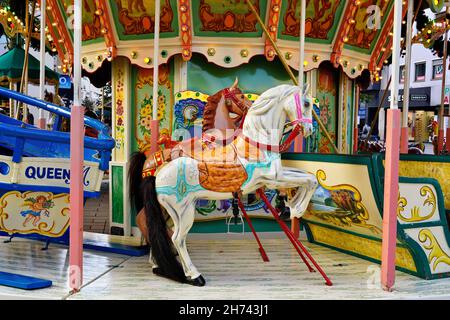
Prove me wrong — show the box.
[131,79,253,243]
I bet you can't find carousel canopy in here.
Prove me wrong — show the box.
[40,0,444,80]
[0,47,59,85]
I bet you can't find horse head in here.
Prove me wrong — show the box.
[281,83,315,138]
[202,78,252,141]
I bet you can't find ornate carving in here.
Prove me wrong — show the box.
[398,186,437,223]
[198,0,259,33]
[115,0,174,35]
[419,229,450,271]
[179,0,192,60]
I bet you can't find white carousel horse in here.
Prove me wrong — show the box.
[129,84,318,286]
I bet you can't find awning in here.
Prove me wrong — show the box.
[0,47,59,85]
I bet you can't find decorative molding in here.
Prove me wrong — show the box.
[179,0,193,61]
[95,0,117,59]
[43,4,67,63]
[47,0,74,61]
[265,0,282,61]
[330,1,358,67]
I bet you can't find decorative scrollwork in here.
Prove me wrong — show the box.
[312,170,381,234]
[398,186,437,223]
[418,229,450,271]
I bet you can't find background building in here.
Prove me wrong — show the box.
[361,9,449,144]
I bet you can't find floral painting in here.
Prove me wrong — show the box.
[310,63,337,153]
[134,65,173,153]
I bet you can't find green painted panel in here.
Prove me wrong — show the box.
[187,54,297,95]
[112,166,124,224]
[110,0,179,41]
[192,0,268,38]
[277,0,346,44]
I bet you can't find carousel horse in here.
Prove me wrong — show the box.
[129,84,320,286]
[134,79,253,243]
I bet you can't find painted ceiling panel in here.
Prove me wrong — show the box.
[278,0,346,44]
[343,0,393,54]
[191,0,268,38]
[109,0,179,40]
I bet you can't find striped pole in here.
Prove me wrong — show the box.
[381,0,402,292]
[69,0,84,292]
[150,0,161,153]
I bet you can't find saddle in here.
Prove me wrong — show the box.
[192,136,265,193]
[143,136,266,193]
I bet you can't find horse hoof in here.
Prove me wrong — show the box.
[152,267,186,284]
[187,275,206,287]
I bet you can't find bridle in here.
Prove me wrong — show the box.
[223,88,249,112]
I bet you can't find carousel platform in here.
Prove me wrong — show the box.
[0,233,448,300]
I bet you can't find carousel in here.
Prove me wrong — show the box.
[0,0,448,298]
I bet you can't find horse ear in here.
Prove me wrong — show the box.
[231,77,239,89]
[302,83,310,95]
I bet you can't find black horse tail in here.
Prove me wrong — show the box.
[128,151,186,283]
[142,176,187,283]
[128,152,147,212]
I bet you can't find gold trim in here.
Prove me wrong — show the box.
[398,186,437,223]
[309,224,417,272]
[418,229,450,271]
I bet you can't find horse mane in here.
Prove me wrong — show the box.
[248,85,300,115]
[202,87,242,132]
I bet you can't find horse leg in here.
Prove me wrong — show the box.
[159,196,205,286]
[264,167,318,218]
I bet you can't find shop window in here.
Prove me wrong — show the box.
[415,62,426,82]
[432,59,443,80]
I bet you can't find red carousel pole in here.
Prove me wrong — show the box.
[381,0,403,292]
[69,0,84,292]
[150,0,161,153]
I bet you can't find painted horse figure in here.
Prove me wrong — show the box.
[132,79,252,243]
[129,84,319,286]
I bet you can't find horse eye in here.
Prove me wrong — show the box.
[241,95,245,99]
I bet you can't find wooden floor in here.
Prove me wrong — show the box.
[0,233,448,300]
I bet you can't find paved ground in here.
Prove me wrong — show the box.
[84,181,110,234]
[0,234,448,300]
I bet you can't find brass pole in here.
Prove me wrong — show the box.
[17,0,37,121]
[245,0,339,154]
